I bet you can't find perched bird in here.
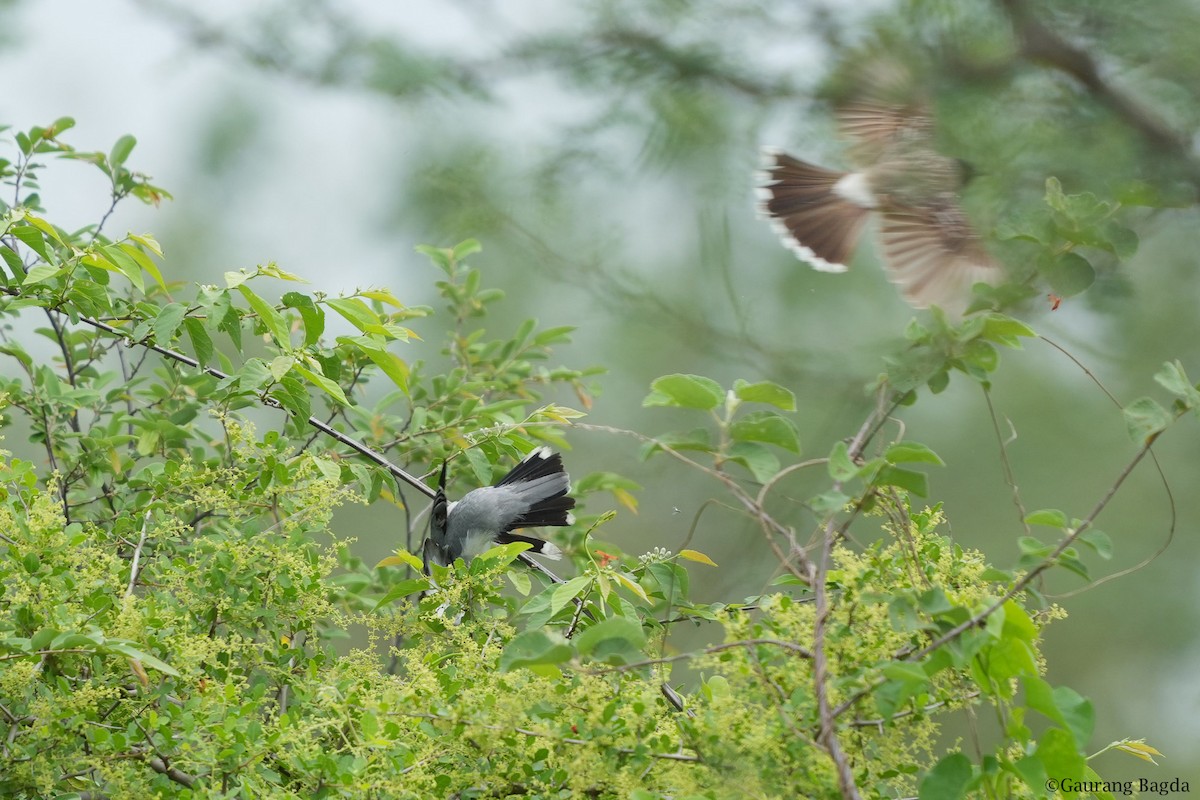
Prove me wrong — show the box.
[756,100,1001,313]
[423,447,574,570]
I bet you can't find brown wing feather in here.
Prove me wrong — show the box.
[877,203,1001,313]
[836,102,934,167]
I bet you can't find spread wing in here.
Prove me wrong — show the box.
[836,102,935,168]
[877,202,1001,313]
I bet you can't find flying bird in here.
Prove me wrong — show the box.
[423,447,574,570]
[756,100,1002,313]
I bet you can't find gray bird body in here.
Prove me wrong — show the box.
[423,447,572,570]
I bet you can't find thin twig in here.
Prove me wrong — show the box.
[125,510,151,598]
[400,711,704,763]
[574,422,813,580]
[1036,335,1177,597]
[67,310,434,498]
[982,385,1030,537]
[905,429,1164,663]
[850,691,981,728]
[809,404,886,800]
[584,637,813,675]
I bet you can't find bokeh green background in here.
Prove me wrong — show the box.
[3,0,1197,784]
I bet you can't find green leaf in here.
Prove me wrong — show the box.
[326,297,380,333]
[471,541,534,572]
[499,630,573,673]
[44,116,75,137]
[460,447,492,485]
[874,661,933,718]
[533,325,575,346]
[105,642,180,677]
[643,374,724,410]
[1011,754,1049,797]
[452,238,482,260]
[678,549,717,567]
[919,752,973,800]
[373,579,432,610]
[1033,726,1087,781]
[1024,509,1067,528]
[1154,360,1200,409]
[1039,251,1095,296]
[415,243,452,273]
[116,242,166,290]
[1114,740,1163,765]
[1052,685,1094,749]
[1017,536,1054,559]
[1103,222,1139,259]
[358,288,406,308]
[30,628,59,651]
[980,314,1037,348]
[640,428,713,458]
[809,489,850,516]
[23,214,67,248]
[885,442,944,466]
[1122,397,1172,443]
[377,549,424,572]
[827,440,857,482]
[269,355,296,381]
[271,374,312,419]
[732,379,796,411]
[311,456,341,481]
[961,339,998,373]
[52,630,104,649]
[645,561,688,601]
[549,575,593,616]
[574,616,647,665]
[100,244,146,292]
[1001,600,1038,644]
[282,292,326,346]
[729,411,801,453]
[1077,529,1112,559]
[293,363,349,406]
[183,318,214,367]
[1057,552,1091,581]
[612,571,649,602]
[726,441,780,483]
[1,243,24,278]
[238,285,291,345]
[507,570,532,596]
[349,336,410,393]
[152,303,187,345]
[875,465,928,497]
[109,134,137,167]
[573,471,642,495]
[982,634,1038,687]
[917,588,954,616]
[12,224,50,260]
[22,263,64,285]
[128,232,163,257]
[882,661,929,684]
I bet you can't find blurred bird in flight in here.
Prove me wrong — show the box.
[756,64,1002,314]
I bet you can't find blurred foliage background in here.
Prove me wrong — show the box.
[3,0,1198,783]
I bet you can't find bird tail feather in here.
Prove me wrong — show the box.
[507,494,575,531]
[756,149,871,272]
[496,447,566,487]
